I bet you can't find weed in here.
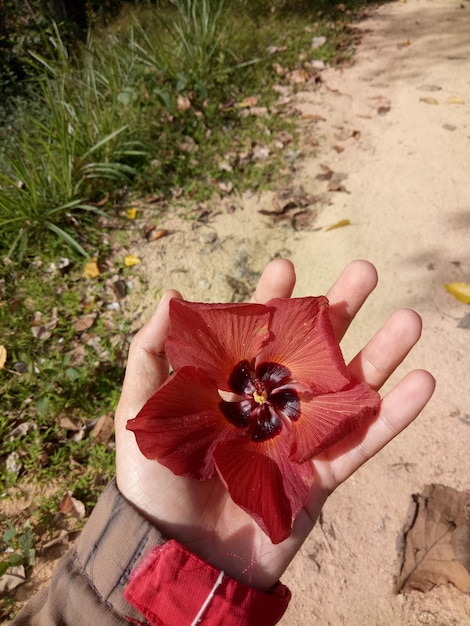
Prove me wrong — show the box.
[0,520,36,577]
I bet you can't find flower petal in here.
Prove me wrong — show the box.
[213,430,314,543]
[257,297,350,393]
[228,360,256,395]
[289,381,380,463]
[127,367,229,479]
[219,397,253,428]
[167,300,271,390]
[269,387,301,422]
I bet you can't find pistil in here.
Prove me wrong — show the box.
[253,379,268,404]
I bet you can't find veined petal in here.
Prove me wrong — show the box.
[127,367,230,479]
[167,300,271,390]
[289,381,380,463]
[257,297,350,393]
[213,430,314,544]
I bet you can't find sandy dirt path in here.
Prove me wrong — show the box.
[130,1,470,623]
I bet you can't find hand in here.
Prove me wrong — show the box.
[114,259,435,590]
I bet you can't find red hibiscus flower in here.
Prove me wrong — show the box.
[127,296,380,544]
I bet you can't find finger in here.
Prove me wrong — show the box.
[339,369,435,481]
[348,308,423,390]
[319,369,436,491]
[115,289,182,425]
[326,260,378,341]
[251,258,296,304]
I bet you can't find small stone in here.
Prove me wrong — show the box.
[198,280,211,291]
[311,36,327,49]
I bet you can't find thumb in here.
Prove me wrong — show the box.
[115,289,182,430]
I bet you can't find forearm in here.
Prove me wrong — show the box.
[12,479,290,626]
[12,479,164,625]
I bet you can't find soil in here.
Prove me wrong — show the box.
[7,0,470,623]
[126,0,470,623]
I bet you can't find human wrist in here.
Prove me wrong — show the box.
[124,540,291,626]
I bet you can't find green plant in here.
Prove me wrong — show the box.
[0,26,147,258]
[128,0,257,105]
[0,521,36,576]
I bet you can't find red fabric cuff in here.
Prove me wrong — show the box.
[124,540,291,626]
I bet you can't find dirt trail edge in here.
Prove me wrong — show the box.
[129,1,470,623]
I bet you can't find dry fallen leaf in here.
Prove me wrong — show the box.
[458,312,470,329]
[377,104,391,115]
[59,416,82,432]
[112,279,127,299]
[66,344,87,366]
[444,282,470,304]
[288,69,309,84]
[59,493,86,520]
[0,566,26,594]
[326,219,351,231]
[31,308,58,340]
[42,530,69,556]
[420,97,439,105]
[92,414,114,443]
[0,345,6,369]
[238,106,268,118]
[73,315,96,332]
[6,451,22,475]
[302,113,326,122]
[272,62,286,75]
[95,193,110,207]
[327,181,347,193]
[145,193,165,204]
[177,94,191,111]
[147,228,168,241]
[124,255,141,267]
[396,484,470,593]
[238,96,258,109]
[218,181,234,194]
[316,164,333,181]
[179,136,198,153]
[10,422,37,438]
[418,84,441,92]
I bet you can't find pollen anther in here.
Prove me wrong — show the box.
[253,389,268,404]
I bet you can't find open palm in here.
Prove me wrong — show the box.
[115,259,434,590]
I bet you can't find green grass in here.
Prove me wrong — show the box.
[0,0,368,259]
[0,252,126,619]
[0,258,124,490]
[0,0,376,617]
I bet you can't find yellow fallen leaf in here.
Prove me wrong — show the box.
[0,345,7,369]
[124,255,141,267]
[447,96,465,105]
[326,219,351,231]
[420,97,439,105]
[444,283,470,304]
[83,258,100,278]
[126,207,138,220]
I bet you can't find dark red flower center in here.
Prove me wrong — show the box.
[219,360,301,442]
